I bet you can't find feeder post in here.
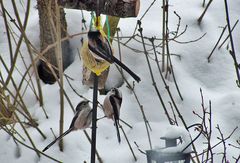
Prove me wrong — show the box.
[90,74,98,163]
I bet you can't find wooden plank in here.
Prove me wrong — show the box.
[59,0,140,18]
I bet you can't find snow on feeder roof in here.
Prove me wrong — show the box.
[146,126,192,163]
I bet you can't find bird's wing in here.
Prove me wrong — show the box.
[104,37,113,56]
[114,94,122,106]
[88,36,113,63]
[69,111,80,129]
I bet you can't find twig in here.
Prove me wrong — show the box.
[5,19,42,106]
[134,142,146,155]
[11,0,44,108]
[195,127,238,158]
[216,125,227,162]
[50,128,57,139]
[207,25,227,62]
[228,143,240,150]
[234,154,240,163]
[181,123,203,153]
[0,1,13,63]
[116,28,123,75]
[14,113,40,157]
[119,125,137,161]
[198,0,213,24]
[172,11,182,39]
[36,54,76,113]
[223,0,240,87]
[1,127,62,163]
[53,1,65,151]
[36,31,87,58]
[3,2,27,87]
[162,0,166,72]
[166,29,184,100]
[172,33,206,44]
[120,119,133,129]
[218,20,239,49]
[138,20,172,125]
[64,75,89,101]
[206,100,213,162]
[202,0,206,7]
[0,57,47,139]
[115,28,153,149]
[168,102,178,125]
[80,9,87,30]
[165,0,170,78]
[2,125,25,142]
[150,37,180,125]
[64,74,103,111]
[125,0,157,45]
[116,65,153,149]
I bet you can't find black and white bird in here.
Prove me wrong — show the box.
[42,100,92,152]
[88,30,141,83]
[103,88,122,143]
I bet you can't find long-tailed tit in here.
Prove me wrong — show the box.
[42,100,92,152]
[88,30,141,82]
[103,88,122,143]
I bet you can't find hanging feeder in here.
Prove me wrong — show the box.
[80,13,113,76]
[81,40,111,76]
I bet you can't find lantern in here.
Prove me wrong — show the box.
[146,137,191,163]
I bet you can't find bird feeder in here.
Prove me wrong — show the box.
[146,137,191,163]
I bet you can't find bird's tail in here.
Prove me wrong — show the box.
[113,116,121,143]
[112,57,141,83]
[112,100,121,143]
[42,128,73,152]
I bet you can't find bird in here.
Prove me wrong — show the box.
[88,29,141,83]
[103,88,122,143]
[42,100,92,152]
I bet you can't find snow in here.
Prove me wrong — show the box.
[158,126,192,154]
[1,0,240,163]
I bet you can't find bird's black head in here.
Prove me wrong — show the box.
[110,88,121,97]
[88,30,101,39]
[76,100,89,112]
[111,87,117,93]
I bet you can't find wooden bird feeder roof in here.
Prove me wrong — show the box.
[59,0,140,18]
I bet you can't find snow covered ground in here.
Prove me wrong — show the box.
[0,0,240,162]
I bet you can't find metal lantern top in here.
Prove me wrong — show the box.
[146,124,194,163]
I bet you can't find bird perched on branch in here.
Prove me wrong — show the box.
[42,100,92,152]
[103,88,122,143]
[88,29,141,82]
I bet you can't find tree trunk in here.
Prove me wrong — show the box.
[60,0,140,18]
[37,0,73,84]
